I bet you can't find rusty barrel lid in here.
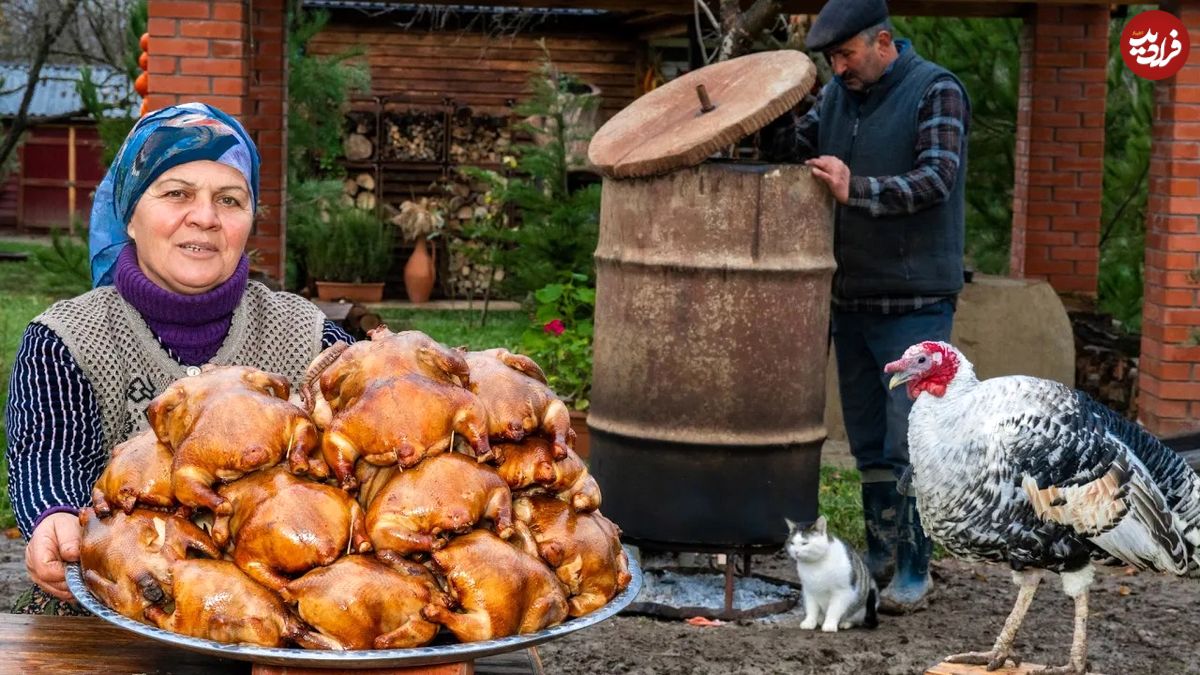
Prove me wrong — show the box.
[587,50,817,179]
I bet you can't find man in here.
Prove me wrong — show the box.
[765,0,970,614]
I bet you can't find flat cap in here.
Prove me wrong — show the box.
[805,0,890,52]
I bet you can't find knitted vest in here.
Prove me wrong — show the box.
[818,46,969,300]
[35,281,325,453]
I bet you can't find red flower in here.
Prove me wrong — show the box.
[543,319,566,336]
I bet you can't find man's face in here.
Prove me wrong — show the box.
[826,31,892,92]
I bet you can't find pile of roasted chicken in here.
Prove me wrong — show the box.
[80,327,631,650]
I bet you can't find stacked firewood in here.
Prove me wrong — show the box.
[449,108,512,165]
[383,110,445,163]
[343,113,376,162]
[446,240,507,299]
[342,173,377,211]
[1071,311,1141,420]
[441,175,509,299]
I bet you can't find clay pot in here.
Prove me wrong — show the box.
[404,235,436,304]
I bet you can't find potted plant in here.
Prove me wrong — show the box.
[309,206,395,303]
[392,197,445,304]
[518,273,595,458]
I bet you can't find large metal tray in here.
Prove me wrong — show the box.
[66,550,642,668]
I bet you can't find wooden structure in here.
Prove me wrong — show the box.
[0,614,538,674]
[144,0,1200,437]
[0,63,131,231]
[5,125,107,231]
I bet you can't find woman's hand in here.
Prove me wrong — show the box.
[25,512,82,601]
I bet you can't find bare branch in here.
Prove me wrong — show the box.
[0,0,85,168]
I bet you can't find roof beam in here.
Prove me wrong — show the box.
[359,0,1109,18]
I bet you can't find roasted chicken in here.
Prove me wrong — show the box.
[321,375,491,490]
[79,507,220,621]
[463,349,572,458]
[145,559,336,648]
[422,529,569,641]
[146,365,324,514]
[494,437,601,512]
[358,452,513,557]
[91,430,175,516]
[303,327,470,428]
[211,467,371,598]
[286,554,448,650]
[513,496,632,617]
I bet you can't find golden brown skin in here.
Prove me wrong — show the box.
[464,349,572,459]
[360,452,513,557]
[493,437,602,512]
[311,327,471,419]
[321,375,491,491]
[285,554,448,650]
[144,559,336,649]
[210,467,371,599]
[512,496,632,617]
[91,430,175,516]
[422,529,569,642]
[146,365,325,515]
[79,507,220,621]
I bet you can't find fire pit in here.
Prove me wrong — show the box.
[628,558,801,621]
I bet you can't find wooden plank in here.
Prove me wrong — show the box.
[0,615,536,675]
[359,0,1119,14]
[0,614,245,674]
[926,663,1107,675]
[311,30,639,51]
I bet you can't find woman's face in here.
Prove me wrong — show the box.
[126,160,253,295]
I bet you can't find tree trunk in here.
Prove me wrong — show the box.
[717,0,782,62]
[0,0,84,171]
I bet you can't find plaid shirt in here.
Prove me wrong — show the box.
[767,73,968,314]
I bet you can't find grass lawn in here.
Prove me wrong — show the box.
[375,307,530,351]
[0,237,91,531]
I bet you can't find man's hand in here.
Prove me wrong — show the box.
[26,512,81,601]
[806,155,851,204]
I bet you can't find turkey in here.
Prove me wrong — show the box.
[885,341,1200,674]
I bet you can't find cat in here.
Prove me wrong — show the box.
[785,515,879,632]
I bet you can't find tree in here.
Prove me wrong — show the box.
[0,0,140,175]
[0,0,85,173]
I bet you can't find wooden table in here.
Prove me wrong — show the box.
[0,615,538,675]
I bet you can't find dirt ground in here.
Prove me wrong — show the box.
[3,535,1198,674]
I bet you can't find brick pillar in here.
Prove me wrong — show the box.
[1009,5,1108,296]
[1139,3,1200,437]
[145,0,287,283]
[246,0,287,283]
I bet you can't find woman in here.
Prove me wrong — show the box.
[5,103,354,613]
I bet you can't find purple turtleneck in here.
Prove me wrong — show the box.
[113,244,249,366]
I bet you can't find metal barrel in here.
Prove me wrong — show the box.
[589,162,834,550]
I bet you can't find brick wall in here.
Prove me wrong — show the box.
[145,0,286,282]
[1139,3,1200,437]
[1009,5,1108,296]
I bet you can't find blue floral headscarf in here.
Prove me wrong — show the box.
[89,102,260,287]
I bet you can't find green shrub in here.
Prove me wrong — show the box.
[308,207,394,283]
[518,274,595,410]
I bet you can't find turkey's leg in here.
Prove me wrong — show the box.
[946,569,1041,669]
[1038,565,1092,675]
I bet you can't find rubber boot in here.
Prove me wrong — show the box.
[860,481,899,586]
[878,494,933,615]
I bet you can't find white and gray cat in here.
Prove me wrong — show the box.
[785,515,879,632]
